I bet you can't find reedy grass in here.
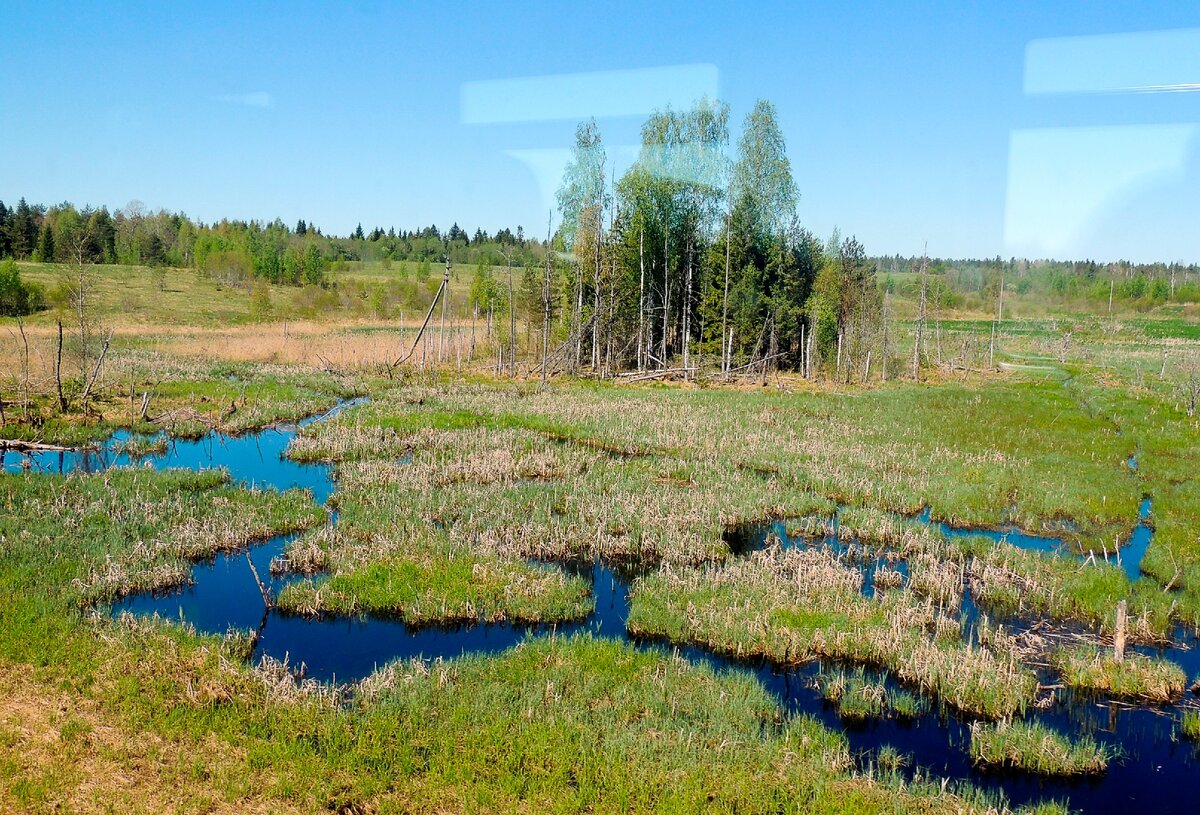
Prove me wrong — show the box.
[8,466,987,812]
[0,468,324,605]
[274,531,593,625]
[875,745,911,773]
[0,353,365,445]
[1180,710,1200,740]
[1050,645,1186,702]
[629,547,1037,718]
[969,720,1114,775]
[817,667,930,721]
[111,435,170,457]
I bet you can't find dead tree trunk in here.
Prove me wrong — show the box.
[1114,600,1127,663]
[913,250,929,382]
[438,258,450,364]
[16,315,31,420]
[55,319,67,411]
[508,265,516,377]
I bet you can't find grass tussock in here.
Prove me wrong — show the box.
[273,524,593,625]
[1050,645,1186,702]
[817,668,929,721]
[629,547,1037,718]
[1180,710,1200,741]
[0,468,324,605]
[970,720,1114,775]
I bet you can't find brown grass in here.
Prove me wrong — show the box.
[0,661,303,815]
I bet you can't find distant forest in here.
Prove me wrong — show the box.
[3,94,1199,376]
[0,197,544,289]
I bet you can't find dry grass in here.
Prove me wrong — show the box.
[1051,645,1187,702]
[629,547,1037,718]
[0,661,304,815]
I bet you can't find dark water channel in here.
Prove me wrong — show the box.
[4,402,1198,814]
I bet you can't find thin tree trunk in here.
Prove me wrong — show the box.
[542,213,553,387]
[881,293,890,383]
[799,323,806,382]
[593,202,601,371]
[683,237,692,380]
[607,233,616,376]
[80,332,112,409]
[55,319,66,411]
[661,227,669,369]
[508,264,516,377]
[913,249,928,382]
[438,258,449,364]
[721,203,731,377]
[470,304,478,363]
[806,325,814,380]
[16,316,31,420]
[637,229,646,372]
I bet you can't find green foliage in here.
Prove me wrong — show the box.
[1051,645,1186,702]
[250,279,273,321]
[1180,711,1200,741]
[970,720,1113,775]
[0,258,45,316]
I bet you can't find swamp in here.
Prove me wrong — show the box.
[3,9,1200,809]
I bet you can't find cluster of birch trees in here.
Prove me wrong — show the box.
[548,98,884,380]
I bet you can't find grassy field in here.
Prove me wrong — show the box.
[1,259,1199,812]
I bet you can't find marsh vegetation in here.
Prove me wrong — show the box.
[3,198,1200,815]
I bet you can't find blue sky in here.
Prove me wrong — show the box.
[2,1,1198,262]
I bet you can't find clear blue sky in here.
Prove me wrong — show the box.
[2,1,1198,262]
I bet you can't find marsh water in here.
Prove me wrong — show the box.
[5,402,1198,814]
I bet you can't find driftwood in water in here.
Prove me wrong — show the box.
[246,551,273,609]
[1,440,71,453]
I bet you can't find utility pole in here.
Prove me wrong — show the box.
[438,256,450,364]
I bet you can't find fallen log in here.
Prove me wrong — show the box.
[0,439,74,453]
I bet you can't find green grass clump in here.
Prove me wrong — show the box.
[817,668,930,721]
[629,548,1037,718]
[875,745,910,774]
[0,468,324,606]
[1180,711,1200,741]
[1051,645,1186,702]
[275,541,593,625]
[970,720,1113,775]
[111,435,169,457]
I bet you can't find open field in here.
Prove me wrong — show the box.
[2,259,1200,813]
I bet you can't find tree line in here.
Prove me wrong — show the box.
[0,198,544,291]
